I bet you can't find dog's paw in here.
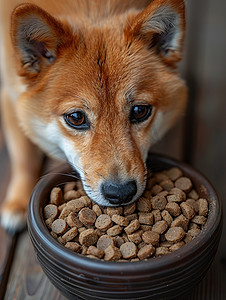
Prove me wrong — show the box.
[0,203,27,233]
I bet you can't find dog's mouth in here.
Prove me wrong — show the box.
[65,141,148,207]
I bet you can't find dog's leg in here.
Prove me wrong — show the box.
[0,89,44,233]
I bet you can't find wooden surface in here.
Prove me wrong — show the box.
[0,133,17,300]
[1,0,226,299]
[4,232,65,300]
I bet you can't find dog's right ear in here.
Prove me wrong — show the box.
[124,0,186,68]
[11,4,73,80]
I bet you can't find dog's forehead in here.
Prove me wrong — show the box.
[77,32,133,100]
[44,23,163,116]
[52,29,141,101]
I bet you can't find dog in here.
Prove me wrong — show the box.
[0,0,187,232]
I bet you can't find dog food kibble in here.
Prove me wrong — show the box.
[155,246,170,256]
[152,209,162,222]
[79,229,98,246]
[44,204,59,219]
[80,196,92,207]
[188,228,201,238]
[152,220,168,234]
[112,215,129,227]
[44,167,209,261]
[169,241,185,252]
[150,184,163,195]
[97,235,116,251]
[166,167,183,181]
[64,190,81,201]
[137,197,152,212]
[191,215,207,226]
[167,194,184,203]
[197,198,209,216]
[128,232,142,244]
[79,208,96,226]
[92,204,102,216]
[64,181,77,193]
[59,206,72,219]
[159,241,172,248]
[158,191,169,197]
[175,177,192,192]
[50,187,63,206]
[124,219,140,234]
[154,172,169,183]
[165,227,186,242]
[180,202,195,219]
[107,207,123,217]
[188,189,199,200]
[140,225,152,231]
[189,222,199,230]
[66,212,83,228]
[151,195,167,210]
[161,210,173,225]
[62,227,78,242]
[65,242,81,253]
[126,213,138,222]
[87,246,104,259]
[171,214,189,231]
[115,236,125,248]
[124,202,136,215]
[66,199,85,212]
[186,199,199,213]
[137,244,155,260]
[169,188,186,201]
[165,202,181,217]
[58,203,66,213]
[160,179,174,192]
[142,231,159,245]
[104,245,122,261]
[51,219,67,234]
[45,218,54,230]
[95,214,112,231]
[78,227,86,234]
[138,212,153,225]
[120,242,137,259]
[107,225,123,236]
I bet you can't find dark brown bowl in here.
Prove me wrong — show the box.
[27,154,222,300]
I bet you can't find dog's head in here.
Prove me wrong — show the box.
[11,0,187,206]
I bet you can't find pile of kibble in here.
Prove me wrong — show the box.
[43,167,209,261]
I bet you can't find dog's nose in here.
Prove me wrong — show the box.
[101,180,137,205]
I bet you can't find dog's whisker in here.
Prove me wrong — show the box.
[83,184,102,204]
[66,159,88,177]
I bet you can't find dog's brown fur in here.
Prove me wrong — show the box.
[0,0,187,231]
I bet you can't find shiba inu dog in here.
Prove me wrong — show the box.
[0,0,187,232]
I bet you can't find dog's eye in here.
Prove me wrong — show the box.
[64,110,90,130]
[130,105,152,124]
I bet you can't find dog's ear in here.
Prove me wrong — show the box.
[11,4,72,80]
[125,0,186,67]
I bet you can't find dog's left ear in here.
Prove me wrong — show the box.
[125,0,186,67]
[11,3,73,80]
